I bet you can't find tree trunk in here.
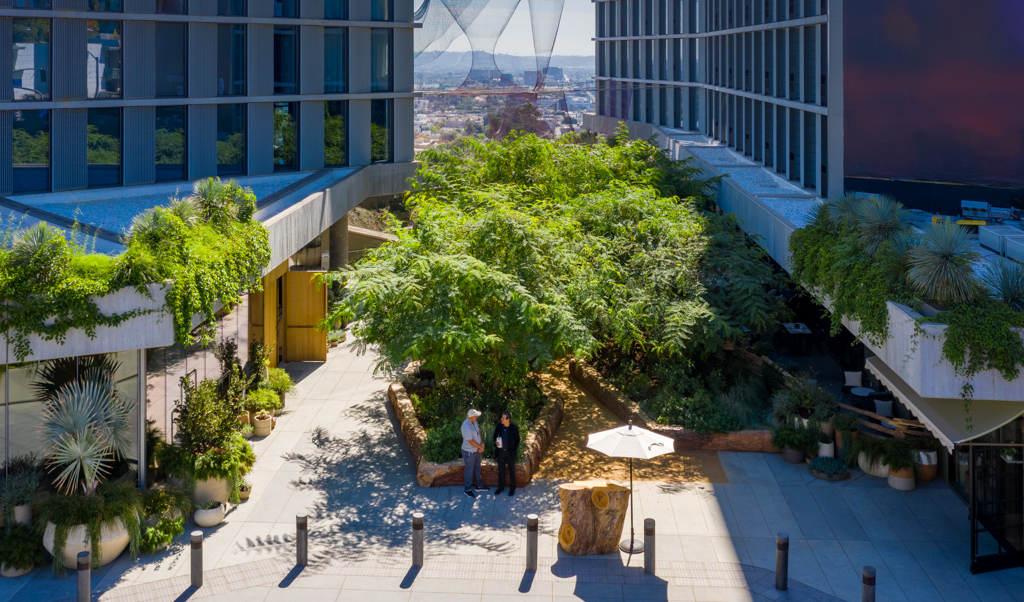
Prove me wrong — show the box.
[557,480,630,555]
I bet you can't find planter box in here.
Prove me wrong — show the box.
[859,453,890,479]
[43,519,129,569]
[568,359,778,453]
[194,477,230,506]
[388,367,564,488]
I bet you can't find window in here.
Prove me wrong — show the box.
[274,0,297,17]
[217,104,245,176]
[14,1,50,7]
[155,23,187,97]
[87,107,120,187]
[273,102,296,171]
[324,101,347,166]
[155,106,186,182]
[370,29,392,92]
[156,0,187,13]
[87,21,121,99]
[371,0,392,21]
[89,0,122,10]
[273,26,298,94]
[218,0,245,15]
[324,28,347,93]
[370,98,392,163]
[12,18,49,101]
[13,109,49,193]
[325,0,347,19]
[217,24,246,96]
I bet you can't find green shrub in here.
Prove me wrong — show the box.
[771,424,814,455]
[142,486,192,520]
[265,368,295,395]
[244,387,280,413]
[421,420,464,464]
[847,436,888,467]
[140,518,184,555]
[906,435,942,453]
[809,456,849,477]
[0,523,44,571]
[2,467,42,524]
[832,412,859,433]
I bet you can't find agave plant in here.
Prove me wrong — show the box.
[41,371,133,495]
[908,219,979,306]
[856,195,908,255]
[981,258,1024,312]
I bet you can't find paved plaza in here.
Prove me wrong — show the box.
[3,345,1024,601]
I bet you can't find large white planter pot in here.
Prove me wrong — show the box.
[13,504,32,526]
[888,467,917,491]
[0,564,32,578]
[194,503,226,528]
[858,452,890,479]
[194,477,230,506]
[818,442,835,458]
[43,519,129,569]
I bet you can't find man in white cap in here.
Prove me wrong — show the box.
[461,409,487,498]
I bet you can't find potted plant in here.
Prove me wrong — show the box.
[808,456,849,482]
[2,467,42,527]
[832,412,859,450]
[0,523,44,577]
[39,480,142,573]
[252,410,273,437]
[245,388,281,420]
[194,501,226,528]
[884,438,916,491]
[241,424,254,439]
[142,486,192,529]
[238,479,252,501]
[815,431,835,459]
[265,368,295,410]
[848,437,889,479]
[771,424,813,464]
[140,518,185,554]
[1000,447,1023,465]
[908,435,942,481]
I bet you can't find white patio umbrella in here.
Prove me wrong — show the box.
[586,420,675,553]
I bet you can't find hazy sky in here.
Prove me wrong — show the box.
[444,0,596,57]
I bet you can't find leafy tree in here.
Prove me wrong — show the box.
[273,108,296,167]
[324,105,347,166]
[155,127,184,165]
[86,125,119,165]
[12,128,49,164]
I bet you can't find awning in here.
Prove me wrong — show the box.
[865,357,1024,452]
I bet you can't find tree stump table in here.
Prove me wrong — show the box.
[557,480,631,555]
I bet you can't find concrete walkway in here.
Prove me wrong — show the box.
[3,345,1023,602]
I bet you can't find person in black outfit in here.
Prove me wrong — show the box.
[492,411,521,496]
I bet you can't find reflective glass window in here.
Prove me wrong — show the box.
[87,21,121,99]
[218,0,245,15]
[325,0,347,19]
[12,18,49,101]
[370,28,391,92]
[14,1,50,8]
[155,106,186,182]
[370,98,392,163]
[13,109,49,193]
[155,23,187,97]
[371,0,391,21]
[89,0,122,10]
[324,100,347,167]
[217,104,245,176]
[273,102,296,172]
[324,28,347,93]
[274,26,298,94]
[156,0,187,13]
[87,107,121,187]
[274,0,296,17]
[217,24,246,96]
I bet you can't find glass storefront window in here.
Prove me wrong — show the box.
[324,28,347,93]
[217,103,245,176]
[324,101,347,167]
[87,107,120,187]
[371,0,392,21]
[12,18,49,101]
[274,102,297,172]
[275,0,297,17]
[13,109,49,193]
[14,1,49,10]
[217,24,246,96]
[156,0,187,12]
[89,0,122,10]
[218,0,245,16]
[274,26,298,94]
[325,0,347,19]
[87,21,121,99]
[370,98,392,163]
[155,23,187,97]
[370,28,392,92]
[155,106,186,182]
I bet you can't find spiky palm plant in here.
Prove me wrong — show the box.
[10,222,64,268]
[907,219,979,306]
[190,177,229,223]
[32,355,122,403]
[824,194,862,229]
[857,195,908,255]
[41,372,133,495]
[981,259,1024,312]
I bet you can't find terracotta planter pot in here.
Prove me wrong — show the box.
[835,430,859,448]
[194,477,230,506]
[194,502,226,528]
[914,450,939,482]
[253,416,272,437]
[0,564,32,578]
[781,447,805,464]
[237,413,250,426]
[43,519,130,569]
[239,487,251,501]
[271,417,277,431]
[888,466,916,491]
[858,452,890,479]
[278,392,286,409]
[13,504,32,526]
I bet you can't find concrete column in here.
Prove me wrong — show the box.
[328,214,349,272]
[826,0,844,196]
[348,99,371,165]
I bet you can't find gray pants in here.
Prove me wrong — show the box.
[462,450,482,491]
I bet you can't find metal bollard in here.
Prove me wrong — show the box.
[191,531,203,588]
[644,519,656,575]
[775,533,789,591]
[77,551,90,602]
[412,512,424,567]
[526,514,539,571]
[296,515,308,567]
[862,566,876,602]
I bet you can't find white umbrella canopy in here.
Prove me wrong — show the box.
[586,423,676,460]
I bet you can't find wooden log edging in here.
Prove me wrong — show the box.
[387,372,564,488]
[568,359,778,453]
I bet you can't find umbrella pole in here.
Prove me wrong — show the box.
[619,456,644,554]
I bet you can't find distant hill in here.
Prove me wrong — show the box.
[416,51,594,74]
